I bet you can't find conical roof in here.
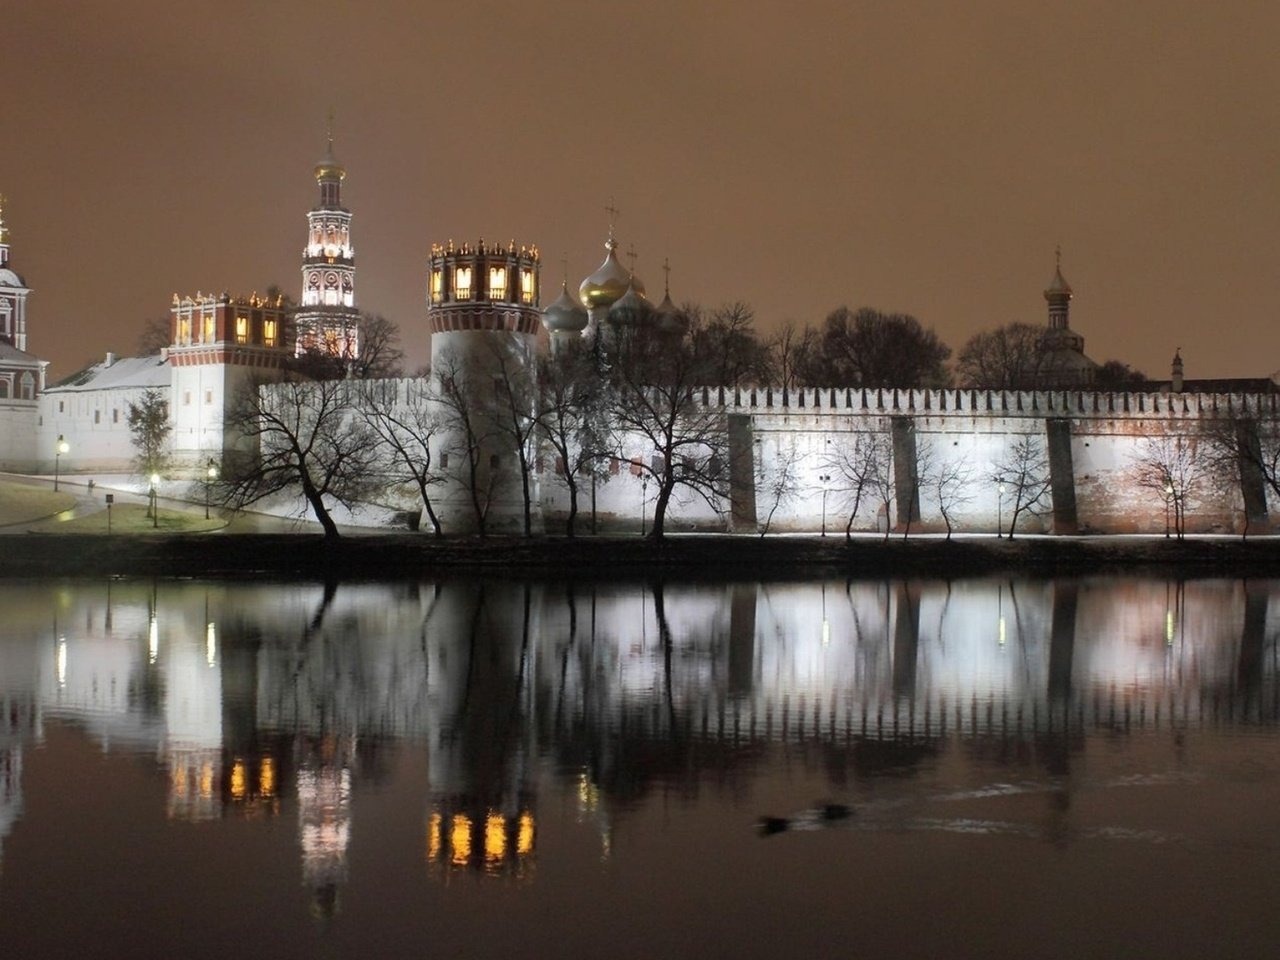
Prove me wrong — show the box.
[580,238,643,308]
[542,282,588,333]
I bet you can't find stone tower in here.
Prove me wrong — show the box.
[294,135,359,361]
[427,239,542,533]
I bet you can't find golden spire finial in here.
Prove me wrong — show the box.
[326,107,335,150]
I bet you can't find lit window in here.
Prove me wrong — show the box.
[235,315,248,344]
[488,266,507,301]
[202,314,215,342]
[454,266,472,300]
[178,318,191,343]
[520,269,535,304]
[430,270,444,303]
[264,318,277,346]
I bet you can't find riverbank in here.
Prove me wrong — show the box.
[1,531,1278,580]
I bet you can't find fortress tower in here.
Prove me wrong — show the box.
[427,239,542,533]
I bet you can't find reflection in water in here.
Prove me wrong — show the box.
[0,575,1276,915]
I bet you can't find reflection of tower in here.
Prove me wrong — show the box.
[295,132,359,359]
[0,747,22,873]
[423,582,539,878]
[427,239,542,534]
[296,735,355,918]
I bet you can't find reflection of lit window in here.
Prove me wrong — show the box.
[484,814,506,863]
[56,638,67,687]
[427,812,442,861]
[206,621,217,666]
[488,266,507,301]
[259,758,276,797]
[230,760,248,800]
[520,268,535,304]
[430,269,444,303]
[451,814,472,866]
[149,616,159,663]
[454,266,472,300]
[517,813,535,856]
[200,763,214,799]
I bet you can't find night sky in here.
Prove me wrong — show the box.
[3,0,1277,381]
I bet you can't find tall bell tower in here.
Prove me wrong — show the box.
[294,129,358,359]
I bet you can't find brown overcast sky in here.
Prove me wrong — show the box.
[2,0,1278,381]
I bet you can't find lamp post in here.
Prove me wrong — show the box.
[819,474,832,537]
[997,482,1006,538]
[640,475,649,537]
[1164,482,1172,539]
[54,435,68,491]
[149,473,160,529]
[205,460,218,520]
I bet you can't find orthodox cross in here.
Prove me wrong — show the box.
[662,256,671,297]
[605,199,620,240]
[625,243,639,274]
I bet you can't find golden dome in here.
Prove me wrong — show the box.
[314,141,346,182]
[579,239,643,308]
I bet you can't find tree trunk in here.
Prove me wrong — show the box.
[301,479,340,539]
[650,478,675,540]
[565,476,578,537]
[417,479,443,536]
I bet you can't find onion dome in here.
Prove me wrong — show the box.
[655,291,688,335]
[607,281,652,326]
[542,281,589,333]
[314,139,346,182]
[1044,248,1072,300]
[580,238,643,308]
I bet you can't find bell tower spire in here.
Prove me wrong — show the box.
[296,120,358,360]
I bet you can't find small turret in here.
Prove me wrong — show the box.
[1171,348,1184,393]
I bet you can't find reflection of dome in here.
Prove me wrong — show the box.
[542,282,589,334]
[580,239,642,308]
[314,142,346,182]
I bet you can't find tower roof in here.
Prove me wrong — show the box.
[1044,248,1072,300]
[542,281,589,333]
[580,237,641,308]
[314,138,346,182]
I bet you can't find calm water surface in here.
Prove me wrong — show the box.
[0,575,1278,959]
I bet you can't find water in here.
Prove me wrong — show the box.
[0,575,1278,959]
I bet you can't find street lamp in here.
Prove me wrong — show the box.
[1164,482,1173,539]
[205,459,219,520]
[149,472,160,529]
[54,435,69,491]
[818,474,832,537]
[997,482,1006,538]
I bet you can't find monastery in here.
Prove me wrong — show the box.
[1,143,1277,536]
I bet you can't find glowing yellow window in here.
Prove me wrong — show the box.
[430,269,444,303]
[488,266,507,301]
[455,266,472,300]
[235,315,248,344]
[520,268,535,304]
[202,314,215,342]
[263,318,277,346]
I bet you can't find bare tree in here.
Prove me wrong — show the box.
[766,320,822,390]
[538,345,611,537]
[956,323,1049,389]
[1129,431,1209,540]
[136,316,172,356]
[1205,411,1280,538]
[433,349,501,536]
[294,312,405,381]
[689,301,772,388]
[757,436,802,536]
[357,378,446,536]
[222,376,378,538]
[823,431,891,539]
[917,437,975,540]
[488,339,540,536]
[809,307,951,388]
[608,326,729,539]
[992,434,1052,539]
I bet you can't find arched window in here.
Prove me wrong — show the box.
[0,377,10,399]
[20,372,34,400]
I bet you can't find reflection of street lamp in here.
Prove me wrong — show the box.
[54,435,69,491]
[997,482,1006,538]
[819,474,832,537]
[1164,482,1173,539]
[149,472,160,528]
[205,459,219,520]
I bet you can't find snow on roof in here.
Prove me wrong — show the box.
[48,354,169,392]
